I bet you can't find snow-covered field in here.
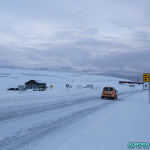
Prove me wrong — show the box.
[0,67,149,150]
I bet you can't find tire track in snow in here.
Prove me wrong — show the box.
[0,96,98,122]
[117,89,144,100]
[0,100,116,150]
[0,89,143,122]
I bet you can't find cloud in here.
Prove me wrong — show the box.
[0,34,149,80]
[0,0,150,80]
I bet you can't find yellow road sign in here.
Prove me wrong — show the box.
[143,73,150,82]
[143,78,150,82]
[143,73,149,78]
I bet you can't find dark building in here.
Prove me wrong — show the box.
[25,80,46,91]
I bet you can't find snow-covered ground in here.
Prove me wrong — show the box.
[0,67,149,150]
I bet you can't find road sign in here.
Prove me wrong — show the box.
[143,78,150,82]
[143,73,150,82]
[66,84,72,92]
[143,82,150,90]
[66,84,69,87]
[143,73,149,78]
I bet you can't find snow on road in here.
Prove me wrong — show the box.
[0,67,149,150]
[1,89,148,150]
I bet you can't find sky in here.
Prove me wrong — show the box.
[0,0,150,80]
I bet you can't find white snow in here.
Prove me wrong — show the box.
[0,67,149,150]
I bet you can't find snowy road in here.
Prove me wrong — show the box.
[0,95,99,122]
[0,89,144,150]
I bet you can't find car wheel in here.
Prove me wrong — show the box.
[101,96,104,99]
[113,97,115,100]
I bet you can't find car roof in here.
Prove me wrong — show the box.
[103,87,115,90]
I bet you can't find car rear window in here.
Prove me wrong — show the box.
[103,87,113,91]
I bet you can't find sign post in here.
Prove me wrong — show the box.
[66,84,72,92]
[50,85,53,90]
[149,83,150,104]
[66,84,69,92]
[143,73,150,104]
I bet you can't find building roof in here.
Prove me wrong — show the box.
[25,80,46,85]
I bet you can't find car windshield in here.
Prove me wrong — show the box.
[103,87,113,91]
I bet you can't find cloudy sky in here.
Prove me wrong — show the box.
[0,0,150,80]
